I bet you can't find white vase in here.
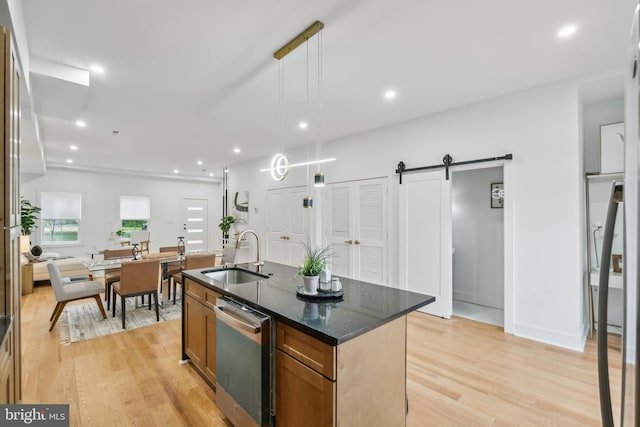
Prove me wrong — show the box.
[303,275,319,294]
[319,268,332,291]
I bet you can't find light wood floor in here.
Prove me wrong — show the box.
[22,286,620,426]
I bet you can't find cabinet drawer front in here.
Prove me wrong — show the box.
[184,278,204,300]
[277,322,335,380]
[203,288,221,310]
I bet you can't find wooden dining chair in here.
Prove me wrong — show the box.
[160,246,182,300]
[47,262,107,332]
[103,247,134,310]
[111,259,161,329]
[170,254,216,304]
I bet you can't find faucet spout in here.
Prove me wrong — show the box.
[236,229,263,272]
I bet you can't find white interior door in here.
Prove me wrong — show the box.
[355,180,386,284]
[287,187,309,266]
[328,184,353,277]
[181,198,208,252]
[399,170,452,318]
[267,189,287,264]
[328,179,387,284]
[266,186,308,266]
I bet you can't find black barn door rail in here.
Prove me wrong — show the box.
[395,153,513,183]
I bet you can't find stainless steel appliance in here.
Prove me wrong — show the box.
[215,297,271,427]
[598,5,640,424]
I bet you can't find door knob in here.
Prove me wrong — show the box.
[354,240,361,245]
[344,240,353,244]
[280,236,286,239]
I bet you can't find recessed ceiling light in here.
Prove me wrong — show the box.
[557,24,577,39]
[234,148,241,154]
[197,160,203,166]
[384,89,397,100]
[209,173,214,177]
[298,121,308,130]
[75,120,86,128]
[69,145,78,151]
[66,159,73,164]
[173,169,179,174]
[90,64,105,74]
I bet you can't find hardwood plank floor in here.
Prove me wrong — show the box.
[22,286,619,426]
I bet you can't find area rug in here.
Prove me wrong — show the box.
[59,298,181,344]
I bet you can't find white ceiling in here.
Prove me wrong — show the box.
[18,0,636,180]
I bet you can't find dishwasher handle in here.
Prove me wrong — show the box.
[214,305,264,343]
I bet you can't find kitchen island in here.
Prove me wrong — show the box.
[182,261,434,427]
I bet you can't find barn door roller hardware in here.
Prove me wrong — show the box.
[396,153,513,184]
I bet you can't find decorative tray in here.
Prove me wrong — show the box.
[296,285,343,300]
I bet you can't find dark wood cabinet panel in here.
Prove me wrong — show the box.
[184,294,205,367]
[203,308,217,384]
[0,26,21,404]
[276,350,335,427]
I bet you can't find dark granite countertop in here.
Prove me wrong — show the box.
[182,261,434,345]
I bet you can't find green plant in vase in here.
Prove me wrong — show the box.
[20,197,41,236]
[218,215,235,242]
[298,243,332,294]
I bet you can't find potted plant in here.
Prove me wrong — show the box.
[298,243,332,294]
[218,215,235,240]
[20,197,41,237]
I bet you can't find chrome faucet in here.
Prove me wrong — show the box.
[236,229,263,272]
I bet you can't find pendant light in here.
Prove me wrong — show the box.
[269,21,325,184]
[302,36,313,207]
[313,28,325,188]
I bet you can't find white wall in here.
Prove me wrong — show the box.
[20,169,221,257]
[451,167,504,309]
[229,74,592,350]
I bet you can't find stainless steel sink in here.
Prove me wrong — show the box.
[203,268,269,284]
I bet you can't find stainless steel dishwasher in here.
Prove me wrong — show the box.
[214,297,271,427]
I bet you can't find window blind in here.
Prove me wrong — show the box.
[41,192,82,220]
[120,195,150,220]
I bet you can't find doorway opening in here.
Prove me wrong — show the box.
[451,166,504,327]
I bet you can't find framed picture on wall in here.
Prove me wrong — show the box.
[491,182,504,208]
[232,191,249,223]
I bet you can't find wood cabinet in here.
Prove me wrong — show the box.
[182,278,220,386]
[184,294,204,367]
[0,328,13,404]
[21,263,33,295]
[0,26,21,404]
[276,350,334,427]
[275,318,406,427]
[327,178,387,284]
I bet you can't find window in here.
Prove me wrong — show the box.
[40,192,82,244]
[119,195,150,239]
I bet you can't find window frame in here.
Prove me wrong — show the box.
[119,195,151,240]
[39,191,83,247]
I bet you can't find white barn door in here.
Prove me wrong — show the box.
[399,171,452,318]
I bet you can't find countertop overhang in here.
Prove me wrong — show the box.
[183,261,435,345]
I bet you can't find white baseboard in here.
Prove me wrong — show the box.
[513,322,586,352]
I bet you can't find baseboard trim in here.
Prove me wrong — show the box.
[513,322,586,352]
